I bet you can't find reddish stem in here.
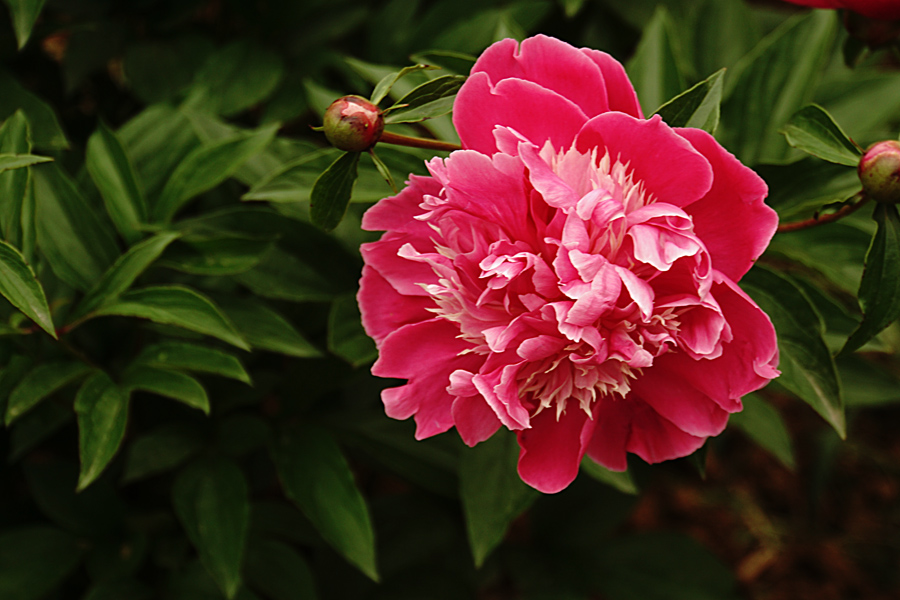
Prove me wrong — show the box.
[378,131,462,152]
[776,193,870,233]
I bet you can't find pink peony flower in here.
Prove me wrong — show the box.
[781,0,900,21]
[359,35,780,493]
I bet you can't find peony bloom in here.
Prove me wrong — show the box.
[781,0,900,21]
[359,35,779,493]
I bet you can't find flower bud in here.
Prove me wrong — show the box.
[859,140,900,204]
[322,95,384,152]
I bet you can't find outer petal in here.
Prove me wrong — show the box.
[361,174,439,233]
[453,395,503,446]
[469,34,613,118]
[453,72,589,155]
[360,234,437,297]
[677,127,777,282]
[574,113,713,209]
[579,47,643,118]
[516,406,596,493]
[358,265,432,345]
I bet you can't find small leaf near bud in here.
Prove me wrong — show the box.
[859,140,900,204]
[322,96,384,152]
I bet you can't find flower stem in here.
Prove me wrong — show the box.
[378,131,462,152]
[776,192,869,233]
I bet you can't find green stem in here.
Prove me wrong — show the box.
[378,131,462,152]
[776,192,869,233]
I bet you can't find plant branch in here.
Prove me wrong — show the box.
[378,131,462,152]
[776,192,870,233]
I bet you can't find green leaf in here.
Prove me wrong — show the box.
[5,361,92,425]
[32,163,120,291]
[384,74,466,124]
[273,425,378,580]
[93,285,249,350]
[626,6,688,117]
[154,125,277,222]
[219,299,321,358]
[310,151,360,231]
[0,153,51,171]
[366,149,397,193]
[0,112,32,251]
[654,69,725,133]
[843,203,900,353]
[328,293,376,367]
[71,232,181,321]
[234,247,335,303]
[187,40,285,117]
[86,121,147,243]
[722,11,836,164]
[75,371,130,491]
[460,429,537,567]
[136,341,251,384]
[244,538,317,600]
[742,266,845,438]
[0,68,68,149]
[122,365,210,414]
[0,526,82,600]
[122,422,204,484]
[409,50,477,75]
[580,458,639,495]
[0,240,55,338]
[173,458,250,599]
[781,104,861,167]
[730,394,796,470]
[123,36,214,105]
[2,0,46,49]
[159,236,271,276]
[370,64,437,105]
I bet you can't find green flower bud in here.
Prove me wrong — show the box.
[322,95,384,152]
[859,140,900,204]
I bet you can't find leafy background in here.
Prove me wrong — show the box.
[0,0,898,599]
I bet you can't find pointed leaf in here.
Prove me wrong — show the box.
[154,126,277,222]
[581,457,639,495]
[245,538,317,600]
[71,232,180,321]
[0,240,55,338]
[2,0,46,49]
[655,69,724,133]
[722,11,837,164]
[273,425,378,580]
[626,6,688,116]
[409,50,476,76]
[173,458,249,599]
[219,299,321,358]
[158,236,271,275]
[0,68,68,149]
[75,372,129,491]
[136,341,251,384]
[0,153,50,171]
[0,111,31,250]
[742,266,845,438]
[86,121,147,243]
[234,247,335,303]
[93,285,249,350]
[310,151,360,231]
[366,149,396,193]
[0,526,82,600]
[460,429,537,567]
[121,365,209,414]
[122,422,203,484]
[843,203,900,353]
[384,74,466,124]
[32,163,120,291]
[328,293,376,367]
[730,394,796,470]
[6,361,92,425]
[781,104,861,167]
[370,64,437,105]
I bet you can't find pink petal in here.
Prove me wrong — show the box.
[453,395,502,446]
[574,113,713,209]
[468,35,613,119]
[585,397,631,471]
[473,363,531,430]
[360,234,437,297]
[676,128,776,282]
[358,265,432,344]
[372,318,470,380]
[516,405,596,493]
[453,72,588,155]
[579,47,643,118]
[624,399,707,464]
[361,174,439,233]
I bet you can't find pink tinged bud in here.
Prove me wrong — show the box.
[322,95,384,152]
[859,140,900,204]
